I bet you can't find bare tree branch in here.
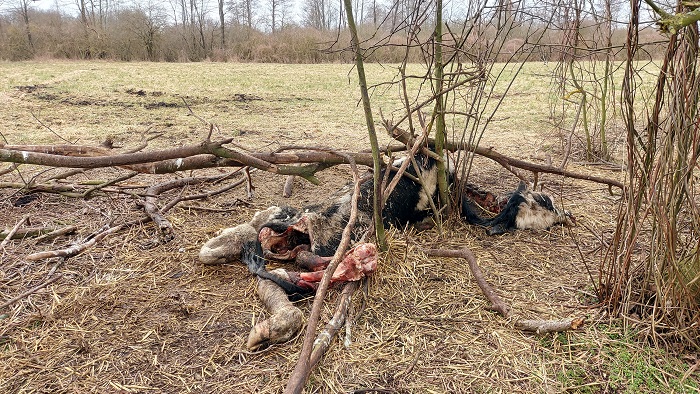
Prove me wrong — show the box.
[285,152,363,394]
[426,248,511,318]
[0,216,29,250]
[0,274,62,309]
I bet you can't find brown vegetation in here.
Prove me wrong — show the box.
[0,1,666,63]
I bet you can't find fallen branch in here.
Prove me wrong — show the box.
[160,176,248,213]
[1,225,72,241]
[285,152,363,394]
[25,217,150,262]
[388,128,624,190]
[82,171,139,199]
[0,181,82,197]
[516,317,585,334]
[0,274,62,309]
[0,143,111,156]
[426,248,511,318]
[2,135,622,190]
[33,226,78,243]
[0,163,17,176]
[141,172,246,240]
[309,281,360,367]
[1,142,375,180]
[0,216,29,248]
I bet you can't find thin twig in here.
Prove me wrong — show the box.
[285,151,362,394]
[0,274,63,309]
[25,217,150,262]
[0,216,29,250]
[426,248,511,318]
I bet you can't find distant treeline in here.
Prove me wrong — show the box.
[0,7,665,63]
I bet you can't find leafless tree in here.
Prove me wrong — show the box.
[127,1,167,60]
[229,0,255,33]
[303,0,337,30]
[267,0,291,32]
[218,0,225,48]
[16,0,34,52]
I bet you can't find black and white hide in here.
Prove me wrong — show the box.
[460,181,575,235]
[199,154,446,299]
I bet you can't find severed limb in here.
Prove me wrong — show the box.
[247,278,304,350]
[269,243,378,292]
[426,248,511,318]
[295,251,332,272]
[516,317,586,334]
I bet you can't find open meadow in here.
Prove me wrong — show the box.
[1,61,698,393]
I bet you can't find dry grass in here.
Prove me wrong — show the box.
[1,62,698,393]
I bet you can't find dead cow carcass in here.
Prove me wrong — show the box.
[199,154,446,299]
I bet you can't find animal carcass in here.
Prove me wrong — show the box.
[199,154,447,298]
[460,181,576,235]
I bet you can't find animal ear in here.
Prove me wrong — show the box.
[515,181,528,193]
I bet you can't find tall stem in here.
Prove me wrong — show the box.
[434,0,449,215]
[342,0,387,250]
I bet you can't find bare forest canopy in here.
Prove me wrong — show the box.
[0,0,667,62]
